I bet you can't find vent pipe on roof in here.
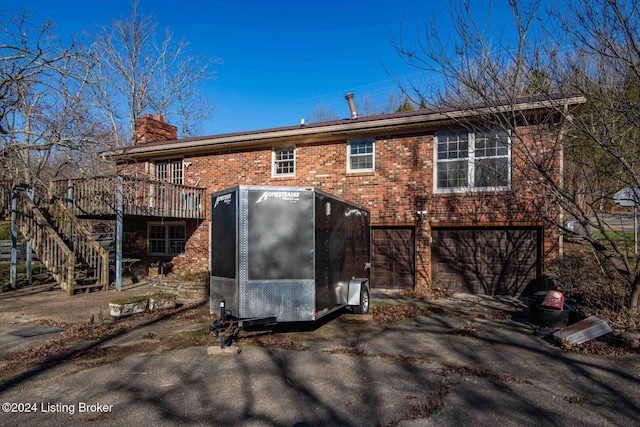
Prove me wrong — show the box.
[345,92,358,119]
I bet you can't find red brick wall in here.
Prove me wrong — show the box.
[123,125,562,287]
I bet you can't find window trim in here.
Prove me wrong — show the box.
[147,221,186,256]
[347,139,375,173]
[434,129,511,193]
[272,146,296,177]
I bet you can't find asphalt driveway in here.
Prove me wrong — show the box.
[0,286,638,426]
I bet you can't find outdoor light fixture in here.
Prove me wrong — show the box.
[415,195,427,222]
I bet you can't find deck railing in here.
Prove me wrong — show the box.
[49,199,110,291]
[50,176,206,219]
[14,187,76,294]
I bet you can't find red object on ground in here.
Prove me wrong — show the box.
[541,290,565,310]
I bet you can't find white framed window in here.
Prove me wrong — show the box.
[434,129,510,192]
[347,139,375,172]
[272,147,295,177]
[156,159,183,184]
[148,222,186,256]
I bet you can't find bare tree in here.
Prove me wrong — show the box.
[0,10,109,189]
[89,1,220,145]
[306,104,340,123]
[393,0,640,311]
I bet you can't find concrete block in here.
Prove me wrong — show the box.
[343,314,373,322]
[207,345,241,356]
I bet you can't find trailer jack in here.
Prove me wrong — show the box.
[210,302,277,348]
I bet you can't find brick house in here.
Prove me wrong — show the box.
[104,95,584,296]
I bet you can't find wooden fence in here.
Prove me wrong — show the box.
[0,239,37,261]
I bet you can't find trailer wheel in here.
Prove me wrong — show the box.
[352,286,370,314]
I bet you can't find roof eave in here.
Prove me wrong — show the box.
[106,95,586,161]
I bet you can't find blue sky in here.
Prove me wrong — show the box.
[4,0,516,136]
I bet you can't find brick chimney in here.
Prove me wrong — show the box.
[134,114,178,144]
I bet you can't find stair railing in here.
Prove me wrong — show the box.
[13,187,76,295]
[48,199,110,291]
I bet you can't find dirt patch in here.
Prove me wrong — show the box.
[235,302,433,348]
[405,383,451,422]
[560,336,636,356]
[326,347,431,364]
[437,364,531,385]
[450,325,479,338]
[369,304,430,323]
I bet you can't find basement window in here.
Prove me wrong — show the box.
[148,222,186,256]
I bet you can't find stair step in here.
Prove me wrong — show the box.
[73,283,106,294]
[74,275,97,280]
[16,192,110,293]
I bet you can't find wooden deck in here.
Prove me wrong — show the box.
[1,178,206,294]
[50,176,206,219]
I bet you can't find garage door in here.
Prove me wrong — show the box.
[372,227,414,289]
[431,227,541,295]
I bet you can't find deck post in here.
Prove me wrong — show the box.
[25,187,33,284]
[10,185,17,289]
[66,180,73,242]
[115,176,124,292]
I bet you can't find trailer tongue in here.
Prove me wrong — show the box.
[209,186,371,346]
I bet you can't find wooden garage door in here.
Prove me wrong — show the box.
[372,227,414,289]
[431,227,541,295]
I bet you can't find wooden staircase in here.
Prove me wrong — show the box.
[12,186,110,294]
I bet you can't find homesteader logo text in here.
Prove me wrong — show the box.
[213,193,233,208]
[256,191,300,204]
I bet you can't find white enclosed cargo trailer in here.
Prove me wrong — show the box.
[209,185,371,338]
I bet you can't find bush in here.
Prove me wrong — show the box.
[547,241,636,329]
[0,224,12,240]
[0,223,24,240]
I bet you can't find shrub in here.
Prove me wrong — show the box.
[547,241,635,329]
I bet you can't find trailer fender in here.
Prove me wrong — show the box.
[347,279,370,314]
